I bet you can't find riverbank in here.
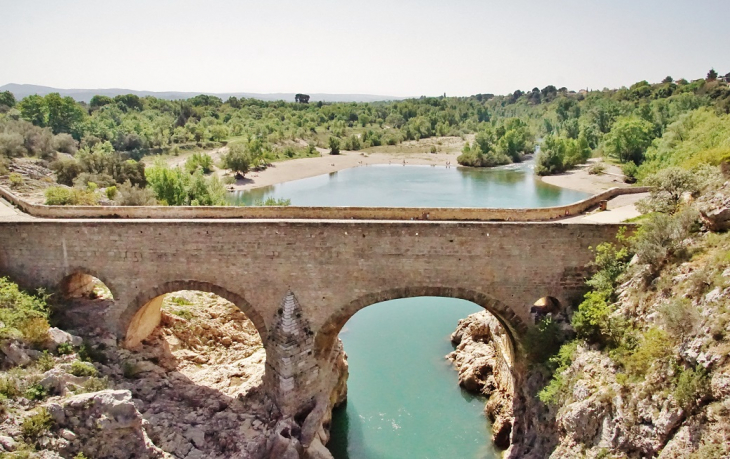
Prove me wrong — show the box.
[539,159,629,194]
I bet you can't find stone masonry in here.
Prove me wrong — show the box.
[0,217,624,451]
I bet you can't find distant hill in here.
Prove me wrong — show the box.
[0,83,405,104]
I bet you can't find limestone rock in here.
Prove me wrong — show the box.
[447,311,515,449]
[0,435,17,452]
[0,340,31,367]
[45,327,83,351]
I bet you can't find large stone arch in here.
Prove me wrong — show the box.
[314,286,529,360]
[120,280,267,348]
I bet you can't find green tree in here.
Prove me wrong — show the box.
[18,95,48,127]
[89,95,113,109]
[707,68,718,82]
[328,136,340,155]
[0,91,16,110]
[45,93,85,134]
[222,142,253,177]
[602,116,655,164]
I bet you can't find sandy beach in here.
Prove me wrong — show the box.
[540,159,630,194]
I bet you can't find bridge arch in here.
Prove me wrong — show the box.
[314,286,529,359]
[58,268,117,300]
[121,280,267,348]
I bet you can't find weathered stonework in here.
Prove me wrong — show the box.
[0,216,625,457]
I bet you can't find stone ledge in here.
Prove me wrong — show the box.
[0,185,651,222]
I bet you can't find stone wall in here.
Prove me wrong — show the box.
[0,185,650,221]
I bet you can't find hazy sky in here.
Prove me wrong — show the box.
[1,0,728,97]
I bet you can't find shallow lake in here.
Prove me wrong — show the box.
[227,160,589,207]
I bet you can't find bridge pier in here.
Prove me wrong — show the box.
[264,291,348,454]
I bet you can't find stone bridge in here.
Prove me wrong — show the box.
[0,215,625,454]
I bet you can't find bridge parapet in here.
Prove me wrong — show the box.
[0,185,650,222]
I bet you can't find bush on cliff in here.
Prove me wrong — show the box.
[0,277,51,346]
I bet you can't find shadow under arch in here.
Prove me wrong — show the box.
[121,280,267,348]
[315,286,529,360]
[58,268,117,300]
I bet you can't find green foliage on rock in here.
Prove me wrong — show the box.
[69,360,98,377]
[0,277,50,346]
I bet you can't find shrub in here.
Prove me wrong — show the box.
[51,158,83,186]
[638,167,699,214]
[117,180,157,206]
[674,366,710,411]
[622,161,638,183]
[122,361,140,379]
[328,136,341,155]
[56,342,74,355]
[9,172,23,188]
[69,360,97,377]
[105,185,117,200]
[0,376,21,398]
[0,132,27,157]
[185,152,214,174]
[52,133,78,154]
[24,383,47,401]
[44,186,99,206]
[619,328,673,379]
[632,209,698,274]
[21,408,54,440]
[77,343,107,364]
[35,351,55,372]
[80,376,109,393]
[524,317,564,364]
[0,277,51,346]
[538,341,579,406]
[658,298,700,339]
[588,163,605,175]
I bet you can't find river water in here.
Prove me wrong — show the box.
[232,161,587,457]
[227,161,588,207]
[328,298,497,459]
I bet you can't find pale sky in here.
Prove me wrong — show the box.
[1,0,728,97]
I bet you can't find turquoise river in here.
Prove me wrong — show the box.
[231,161,589,458]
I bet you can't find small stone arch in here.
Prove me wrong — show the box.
[59,269,116,300]
[121,280,267,348]
[315,286,529,360]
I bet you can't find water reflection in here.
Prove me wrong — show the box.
[227,161,588,208]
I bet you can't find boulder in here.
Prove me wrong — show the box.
[45,327,83,351]
[0,340,31,367]
[700,207,730,232]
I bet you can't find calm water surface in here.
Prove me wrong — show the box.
[228,160,588,207]
[329,298,499,459]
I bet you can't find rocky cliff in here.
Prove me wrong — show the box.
[0,290,348,459]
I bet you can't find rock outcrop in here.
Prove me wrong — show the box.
[447,311,515,449]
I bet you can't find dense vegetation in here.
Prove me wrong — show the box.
[1,69,729,205]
